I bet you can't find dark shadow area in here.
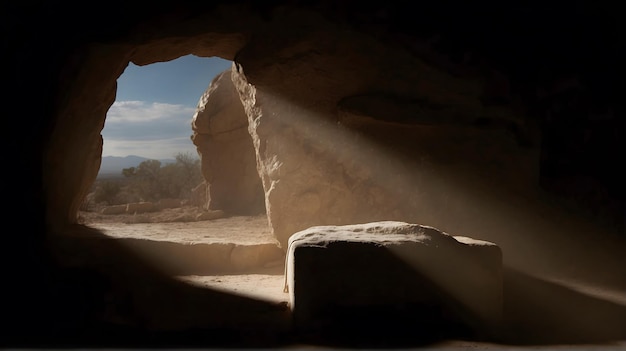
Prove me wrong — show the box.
[289,269,626,349]
[3,224,292,348]
[294,324,458,349]
[4,223,626,349]
[285,238,626,349]
[288,240,499,349]
[499,266,626,345]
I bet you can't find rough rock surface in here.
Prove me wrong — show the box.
[230,27,539,249]
[285,221,502,338]
[191,68,265,215]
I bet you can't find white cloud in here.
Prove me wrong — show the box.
[106,101,195,123]
[102,101,198,159]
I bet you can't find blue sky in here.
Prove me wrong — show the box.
[103,54,233,159]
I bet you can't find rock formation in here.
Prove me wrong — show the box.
[192,68,265,215]
[5,0,625,347]
[232,50,539,248]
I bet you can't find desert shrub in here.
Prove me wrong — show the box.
[93,179,123,205]
[164,152,203,199]
[121,152,202,202]
[123,159,163,201]
[115,187,143,204]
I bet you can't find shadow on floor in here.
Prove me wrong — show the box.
[3,223,625,348]
[284,267,626,349]
[498,266,626,345]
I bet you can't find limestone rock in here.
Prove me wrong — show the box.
[195,209,226,221]
[285,221,502,338]
[231,27,540,249]
[191,68,265,216]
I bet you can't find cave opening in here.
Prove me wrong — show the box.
[79,54,285,304]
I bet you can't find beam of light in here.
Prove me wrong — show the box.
[233,64,626,341]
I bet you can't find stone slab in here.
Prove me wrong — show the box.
[285,221,502,337]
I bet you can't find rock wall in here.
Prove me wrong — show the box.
[6,0,625,346]
[191,68,265,215]
[230,12,540,248]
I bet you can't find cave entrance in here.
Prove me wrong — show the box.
[79,54,286,304]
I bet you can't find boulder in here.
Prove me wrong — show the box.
[191,68,265,216]
[285,221,502,338]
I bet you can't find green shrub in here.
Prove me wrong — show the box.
[93,180,122,205]
[121,152,203,202]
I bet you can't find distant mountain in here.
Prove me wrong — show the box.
[98,155,175,178]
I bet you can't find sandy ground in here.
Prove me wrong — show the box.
[83,210,278,245]
[80,207,289,304]
[79,206,626,349]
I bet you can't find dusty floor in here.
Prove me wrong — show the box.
[78,206,626,349]
[80,207,289,304]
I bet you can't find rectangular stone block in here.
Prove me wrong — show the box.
[285,221,502,338]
